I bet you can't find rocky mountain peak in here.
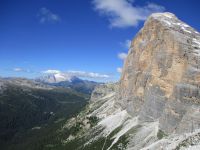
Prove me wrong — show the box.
[117,12,200,134]
[56,12,200,150]
[37,73,78,83]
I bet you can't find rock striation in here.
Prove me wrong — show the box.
[90,83,117,102]
[117,12,200,134]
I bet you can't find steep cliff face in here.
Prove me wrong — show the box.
[117,12,200,134]
[61,12,200,150]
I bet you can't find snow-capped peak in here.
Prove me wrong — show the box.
[150,12,176,19]
[37,73,78,83]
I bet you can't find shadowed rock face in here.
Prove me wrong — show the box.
[117,12,200,134]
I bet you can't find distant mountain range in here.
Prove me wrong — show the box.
[36,73,77,83]
[36,73,100,94]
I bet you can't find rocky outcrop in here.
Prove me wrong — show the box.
[117,12,200,134]
[90,83,117,102]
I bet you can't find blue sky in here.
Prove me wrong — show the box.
[0,0,200,82]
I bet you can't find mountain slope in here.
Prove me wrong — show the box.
[60,12,200,150]
[0,78,89,150]
[51,78,99,95]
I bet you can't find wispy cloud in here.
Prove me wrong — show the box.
[117,67,122,73]
[93,0,165,28]
[121,39,132,49]
[117,51,128,74]
[13,68,23,72]
[42,69,110,79]
[42,69,61,74]
[118,52,127,60]
[37,7,61,24]
[67,70,110,78]
[13,67,30,73]
[124,39,131,49]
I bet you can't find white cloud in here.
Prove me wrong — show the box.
[121,39,132,49]
[38,7,61,24]
[117,67,122,73]
[67,70,110,78]
[118,52,127,60]
[13,68,23,72]
[42,69,61,74]
[13,68,30,73]
[42,69,110,79]
[124,39,131,49]
[93,0,165,28]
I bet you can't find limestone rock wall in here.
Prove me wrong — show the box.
[117,12,200,134]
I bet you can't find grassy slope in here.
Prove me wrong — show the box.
[0,85,89,150]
